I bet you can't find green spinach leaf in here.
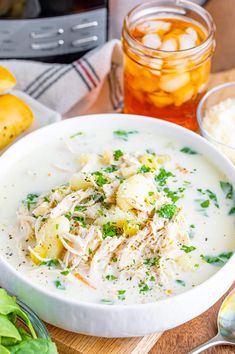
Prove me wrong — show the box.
[0,344,10,354]
[7,338,58,354]
[0,290,36,339]
[0,314,21,341]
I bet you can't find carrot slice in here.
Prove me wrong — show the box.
[73,272,96,289]
[176,163,188,174]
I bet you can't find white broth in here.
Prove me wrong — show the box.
[0,128,234,305]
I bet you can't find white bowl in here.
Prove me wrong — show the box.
[0,114,234,338]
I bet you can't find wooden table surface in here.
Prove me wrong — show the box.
[150,285,235,354]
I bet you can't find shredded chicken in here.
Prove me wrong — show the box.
[17,150,193,291]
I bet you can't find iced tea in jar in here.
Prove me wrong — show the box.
[122,0,215,131]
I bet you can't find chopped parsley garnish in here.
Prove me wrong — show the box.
[24,193,39,210]
[43,196,50,203]
[176,279,186,287]
[158,204,177,219]
[206,189,219,208]
[92,171,108,186]
[229,207,235,215]
[105,275,117,281]
[100,299,114,305]
[41,259,59,267]
[138,165,151,173]
[163,188,180,203]
[112,257,118,262]
[220,181,233,199]
[189,224,196,239]
[88,248,93,255]
[69,131,84,139]
[148,191,154,196]
[54,280,65,290]
[155,168,174,186]
[197,188,219,208]
[117,290,126,300]
[200,200,210,208]
[146,148,156,156]
[104,165,118,173]
[113,130,138,141]
[102,222,117,239]
[115,175,124,183]
[138,281,150,293]
[55,224,59,230]
[91,193,104,202]
[73,216,86,228]
[64,212,72,221]
[195,198,210,214]
[163,187,185,203]
[180,147,198,155]
[74,205,87,212]
[201,252,233,266]
[61,270,70,276]
[144,257,160,267]
[114,149,123,161]
[181,245,196,253]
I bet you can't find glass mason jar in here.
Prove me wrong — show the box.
[122,0,216,131]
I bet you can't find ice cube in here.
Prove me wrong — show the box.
[173,83,195,106]
[160,38,178,51]
[186,27,198,41]
[198,82,207,93]
[137,20,171,33]
[148,92,174,107]
[145,58,163,71]
[159,72,190,93]
[179,34,196,50]
[142,33,161,49]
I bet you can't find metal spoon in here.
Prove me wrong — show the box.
[189,289,235,353]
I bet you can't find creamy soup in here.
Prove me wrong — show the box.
[0,128,234,305]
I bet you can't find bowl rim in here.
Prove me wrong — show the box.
[0,113,235,311]
[197,81,235,150]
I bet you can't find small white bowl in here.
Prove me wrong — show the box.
[0,114,234,337]
[197,82,235,164]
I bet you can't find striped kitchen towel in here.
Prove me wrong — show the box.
[0,39,123,117]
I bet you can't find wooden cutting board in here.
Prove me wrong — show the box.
[47,326,162,354]
[47,68,235,354]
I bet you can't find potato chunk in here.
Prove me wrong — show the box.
[30,216,70,265]
[70,172,92,191]
[116,174,155,211]
[0,94,33,150]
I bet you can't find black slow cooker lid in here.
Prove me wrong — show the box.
[0,0,107,19]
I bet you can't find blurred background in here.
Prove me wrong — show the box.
[0,0,234,72]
